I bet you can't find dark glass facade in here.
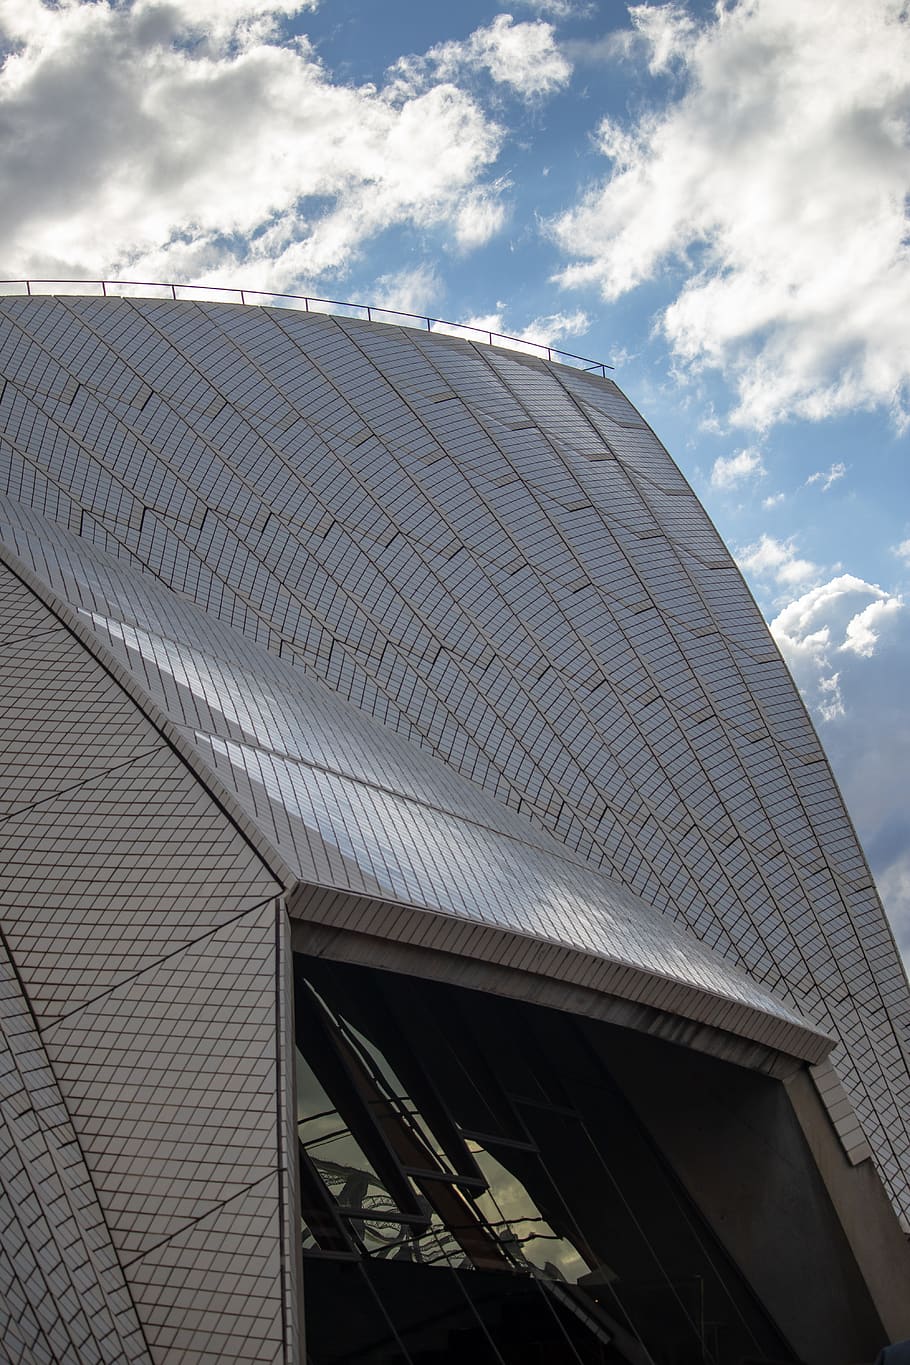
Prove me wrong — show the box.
[294,957,796,1364]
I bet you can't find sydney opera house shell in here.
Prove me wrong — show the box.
[1,287,909,1364]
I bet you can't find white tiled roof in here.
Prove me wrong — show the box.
[1,293,907,1219]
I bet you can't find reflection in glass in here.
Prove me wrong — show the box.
[297,1048,421,1236]
[467,1141,588,1284]
[295,975,587,1279]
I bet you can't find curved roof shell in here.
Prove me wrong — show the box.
[0,293,907,1221]
[0,517,824,1066]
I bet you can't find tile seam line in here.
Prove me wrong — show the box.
[38,416,802,738]
[298,860,797,1030]
[80,587,857,923]
[162,300,634,839]
[273,900,291,1365]
[38,893,283,1032]
[55,616,620,881]
[463,344,798,892]
[6,296,318,580]
[0,621,64,648]
[183,728,625,877]
[0,303,339,695]
[401,328,829,996]
[0,915,43,1046]
[0,915,156,1363]
[0,404,282,656]
[526,360,884,993]
[0,1104,125,1363]
[0,315,544,810]
[0,540,296,890]
[117,1170,277,1270]
[193,718,879,989]
[0,744,163,829]
[180,637,851,898]
[0,301,878,783]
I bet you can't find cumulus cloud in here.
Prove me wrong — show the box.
[709,446,765,490]
[0,1,506,288]
[816,670,845,724]
[551,0,910,430]
[136,0,315,42]
[400,14,572,101]
[771,575,903,685]
[806,461,847,491]
[894,538,910,565]
[841,594,903,657]
[770,574,910,966]
[762,492,785,509]
[737,534,818,586]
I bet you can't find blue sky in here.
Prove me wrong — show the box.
[1,0,908,961]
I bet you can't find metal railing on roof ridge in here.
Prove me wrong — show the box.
[0,278,614,377]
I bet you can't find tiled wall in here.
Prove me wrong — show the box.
[0,560,297,1363]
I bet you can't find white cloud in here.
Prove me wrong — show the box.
[697,407,725,436]
[771,574,903,681]
[454,188,510,250]
[0,0,314,53]
[709,446,765,490]
[456,310,507,337]
[433,303,589,356]
[370,263,441,316]
[513,0,593,18]
[762,492,785,509]
[841,594,903,657]
[806,461,847,491]
[568,3,695,72]
[0,2,506,288]
[769,574,910,964]
[627,2,697,75]
[737,534,818,586]
[551,0,910,430]
[817,671,845,723]
[894,538,910,565]
[877,852,910,972]
[419,14,572,100]
[519,308,590,347]
[138,0,316,42]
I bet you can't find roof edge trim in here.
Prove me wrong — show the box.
[287,882,834,1067]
